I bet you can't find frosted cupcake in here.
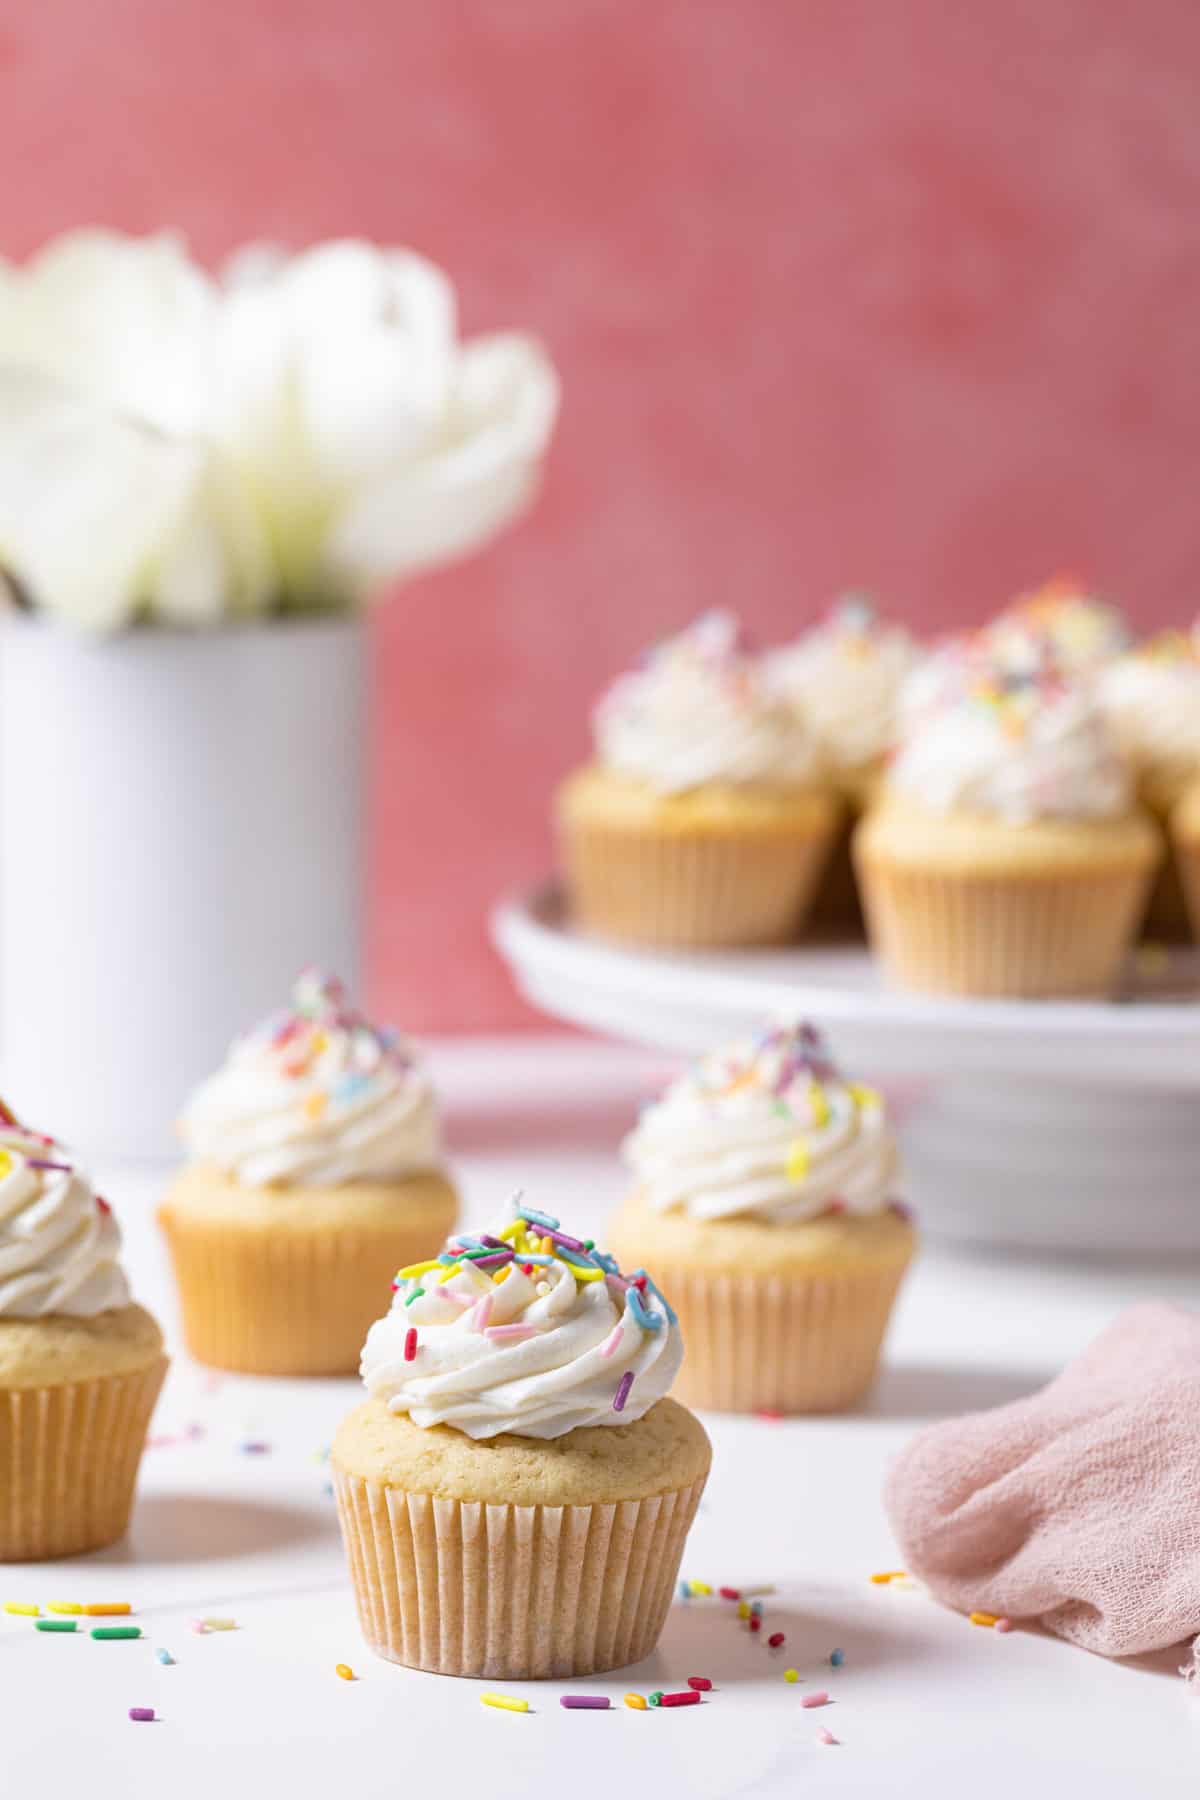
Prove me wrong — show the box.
[985,575,1130,681]
[557,611,838,946]
[0,1102,167,1558]
[332,1200,710,1677]
[856,672,1160,996]
[159,970,458,1375]
[1098,632,1200,938]
[609,1024,914,1414]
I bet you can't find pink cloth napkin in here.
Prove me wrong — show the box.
[885,1302,1200,1665]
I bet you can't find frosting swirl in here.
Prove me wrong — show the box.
[1097,634,1200,792]
[887,673,1132,822]
[361,1202,682,1438]
[0,1107,130,1317]
[623,1024,900,1224]
[985,576,1130,679]
[594,611,819,793]
[181,969,442,1187]
[765,595,920,771]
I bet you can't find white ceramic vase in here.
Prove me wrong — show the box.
[0,612,365,1158]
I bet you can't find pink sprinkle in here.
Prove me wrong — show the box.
[484,1324,538,1341]
[816,1727,838,1745]
[403,1327,417,1361]
[995,1617,1013,1633]
[598,1322,624,1359]
[189,1619,210,1634]
[800,1690,829,1709]
[435,1285,473,1308]
[604,1274,630,1305]
[470,1295,494,1334]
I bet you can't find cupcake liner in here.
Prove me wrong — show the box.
[1143,844,1194,942]
[562,814,835,947]
[805,811,864,936]
[160,1217,439,1376]
[856,858,1153,998]
[1172,831,1200,940]
[0,1357,167,1561]
[333,1465,707,1678]
[643,1262,910,1415]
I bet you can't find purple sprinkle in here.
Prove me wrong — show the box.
[478,1234,506,1249]
[27,1159,72,1172]
[129,1707,156,1722]
[239,1440,271,1455]
[545,1228,587,1253]
[473,1252,515,1271]
[560,1695,610,1709]
[613,1371,635,1413]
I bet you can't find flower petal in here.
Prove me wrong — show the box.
[324,331,560,594]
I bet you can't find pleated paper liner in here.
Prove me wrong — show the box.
[0,1356,167,1561]
[856,858,1154,998]
[159,1216,445,1376]
[333,1467,707,1678]
[645,1261,911,1415]
[561,814,836,947]
[1174,830,1200,941]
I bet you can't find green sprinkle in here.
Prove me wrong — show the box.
[90,1626,142,1640]
[35,1618,76,1633]
[404,1288,424,1306]
[583,1239,594,1250]
[648,1691,664,1707]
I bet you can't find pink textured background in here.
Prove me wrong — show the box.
[4,2,1200,1029]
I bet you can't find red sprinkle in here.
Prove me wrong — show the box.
[633,1276,648,1291]
[96,1197,112,1215]
[660,1691,701,1707]
[718,1587,740,1601]
[403,1327,417,1361]
[768,1632,785,1648]
[522,1264,534,1276]
[686,1676,712,1691]
[748,1616,761,1633]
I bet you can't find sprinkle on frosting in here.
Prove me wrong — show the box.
[623,1024,902,1225]
[360,1200,682,1439]
[593,611,820,793]
[986,575,1130,678]
[765,595,920,772]
[179,969,443,1187]
[0,1102,130,1318]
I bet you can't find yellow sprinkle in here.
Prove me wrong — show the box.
[310,1031,328,1055]
[785,1141,810,1182]
[808,1081,831,1128]
[570,1267,605,1282]
[498,1222,524,1243]
[493,1265,512,1284]
[83,1603,132,1616]
[396,1260,443,1281]
[481,1692,529,1713]
[201,1617,237,1631]
[624,1693,647,1710]
[4,1602,38,1616]
[870,1571,906,1585]
[336,1663,355,1680]
[437,1265,463,1284]
[304,1092,327,1121]
[737,1601,751,1619]
[0,1151,12,1181]
[784,1669,799,1683]
[689,1581,712,1597]
[47,1603,82,1615]
[970,1611,998,1628]
[849,1083,881,1112]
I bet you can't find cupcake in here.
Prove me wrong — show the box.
[985,574,1131,681]
[159,970,458,1376]
[332,1199,710,1677]
[1097,632,1200,939]
[557,611,839,947]
[0,1101,167,1559]
[609,1024,914,1414]
[855,670,1160,997]
[766,595,920,928]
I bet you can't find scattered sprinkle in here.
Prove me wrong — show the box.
[4,1602,38,1616]
[718,1587,740,1601]
[156,1648,174,1665]
[648,1691,664,1707]
[661,1691,701,1708]
[84,1604,132,1616]
[481,1692,529,1713]
[34,1619,76,1633]
[336,1664,355,1680]
[970,1611,998,1628]
[560,1695,609,1709]
[870,1571,906,1584]
[238,1441,271,1456]
[689,1582,712,1597]
[784,1670,799,1683]
[91,1627,142,1641]
[624,1693,647,1710]
[800,1690,830,1709]
[995,1618,1013,1634]
[678,1581,691,1600]
[737,1602,751,1620]
[749,1616,762,1634]
[129,1708,155,1723]
[830,1648,844,1667]
[48,1603,83,1615]
[816,1726,838,1745]
[201,1618,237,1632]
[768,1633,785,1649]
[687,1676,712,1691]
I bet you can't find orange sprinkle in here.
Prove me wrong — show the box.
[970,1611,998,1628]
[83,1604,132,1616]
[304,1093,327,1121]
[870,1571,906,1585]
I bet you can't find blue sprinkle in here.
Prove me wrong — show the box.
[333,1072,371,1105]
[518,1205,561,1231]
[750,1600,763,1617]
[634,1270,678,1326]
[626,1288,663,1333]
[515,1252,557,1266]
[555,1244,602,1272]
[679,1580,691,1600]
[830,1648,845,1667]
[156,1647,174,1665]
[591,1251,620,1275]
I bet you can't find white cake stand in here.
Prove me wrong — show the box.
[491,883,1200,1253]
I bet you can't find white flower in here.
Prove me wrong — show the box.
[0,230,558,628]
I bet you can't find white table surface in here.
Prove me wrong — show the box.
[6,1036,1198,1796]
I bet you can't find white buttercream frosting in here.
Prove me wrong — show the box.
[985,577,1130,679]
[360,1201,682,1439]
[623,1023,900,1225]
[765,595,920,771]
[888,674,1133,822]
[0,1110,130,1317]
[180,969,442,1187]
[594,611,819,793]
[1096,634,1200,791]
